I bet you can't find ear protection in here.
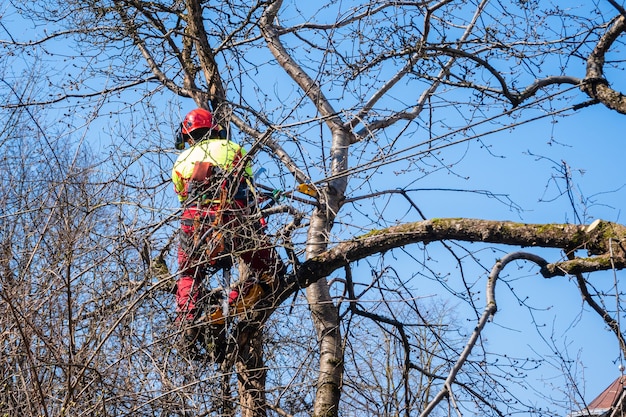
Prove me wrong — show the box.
[175,131,186,150]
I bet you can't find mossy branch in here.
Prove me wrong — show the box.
[296,218,626,286]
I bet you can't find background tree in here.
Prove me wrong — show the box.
[1,1,626,416]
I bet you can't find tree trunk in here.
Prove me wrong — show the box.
[306,128,351,417]
[236,323,267,417]
[306,210,344,417]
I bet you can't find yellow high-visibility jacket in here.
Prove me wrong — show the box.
[172,138,253,203]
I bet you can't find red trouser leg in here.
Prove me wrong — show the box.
[175,275,200,321]
[175,206,214,321]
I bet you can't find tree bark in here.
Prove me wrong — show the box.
[305,208,343,417]
[184,0,226,109]
[236,323,267,417]
[581,14,626,114]
[297,218,626,285]
[304,128,351,417]
[259,1,350,414]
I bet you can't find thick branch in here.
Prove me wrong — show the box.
[185,0,226,107]
[260,0,342,130]
[581,15,626,114]
[297,218,626,286]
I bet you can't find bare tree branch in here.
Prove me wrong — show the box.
[421,251,550,417]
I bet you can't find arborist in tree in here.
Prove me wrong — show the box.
[172,108,285,358]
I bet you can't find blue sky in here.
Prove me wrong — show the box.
[2,0,626,414]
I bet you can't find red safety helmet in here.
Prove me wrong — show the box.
[181,108,218,136]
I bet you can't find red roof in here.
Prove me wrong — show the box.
[584,376,626,415]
